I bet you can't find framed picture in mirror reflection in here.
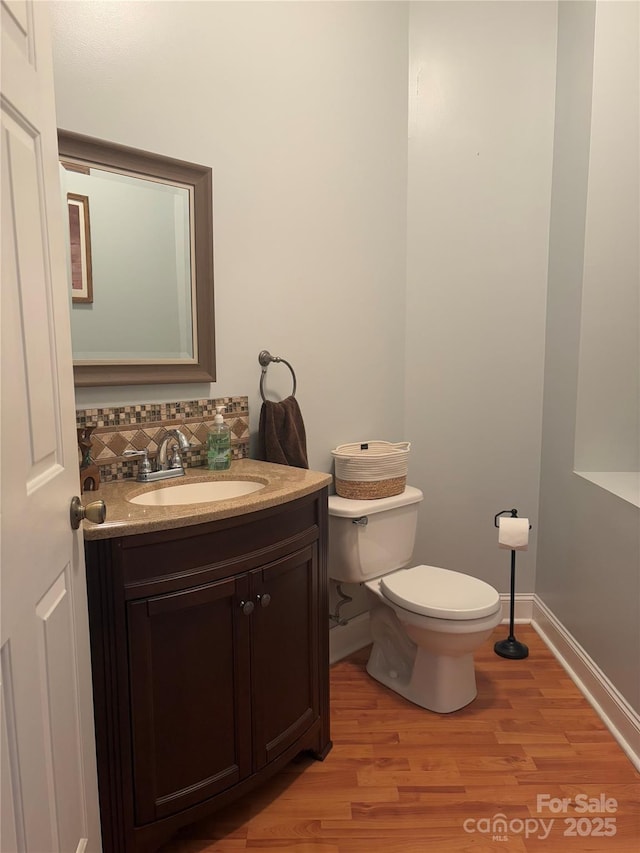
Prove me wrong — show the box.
[67,192,93,303]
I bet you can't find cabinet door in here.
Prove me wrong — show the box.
[127,575,251,824]
[250,545,319,770]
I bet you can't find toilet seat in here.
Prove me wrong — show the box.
[379,564,500,620]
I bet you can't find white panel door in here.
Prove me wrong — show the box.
[0,1,101,851]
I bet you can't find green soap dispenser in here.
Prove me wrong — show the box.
[207,405,231,470]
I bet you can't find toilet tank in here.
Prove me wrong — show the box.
[328,486,424,583]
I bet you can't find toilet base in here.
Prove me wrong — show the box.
[366,643,478,714]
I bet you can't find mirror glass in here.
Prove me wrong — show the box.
[58,130,215,386]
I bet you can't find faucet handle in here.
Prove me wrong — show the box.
[123,449,152,477]
[168,443,184,470]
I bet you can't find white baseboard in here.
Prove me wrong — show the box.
[499,592,534,624]
[329,612,371,664]
[532,595,640,772]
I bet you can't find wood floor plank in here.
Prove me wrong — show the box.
[335,840,528,853]
[159,626,639,853]
[246,845,340,852]
[165,842,247,852]
[495,732,571,745]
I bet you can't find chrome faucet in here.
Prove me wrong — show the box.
[157,428,190,471]
[124,428,191,482]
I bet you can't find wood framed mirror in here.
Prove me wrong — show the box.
[58,130,215,386]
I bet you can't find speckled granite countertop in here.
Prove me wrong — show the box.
[81,459,332,540]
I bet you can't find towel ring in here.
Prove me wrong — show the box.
[259,350,297,402]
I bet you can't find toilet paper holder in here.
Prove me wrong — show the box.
[493,508,532,660]
[493,507,532,529]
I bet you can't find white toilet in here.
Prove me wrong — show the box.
[328,486,502,713]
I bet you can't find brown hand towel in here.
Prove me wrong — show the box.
[257,395,309,469]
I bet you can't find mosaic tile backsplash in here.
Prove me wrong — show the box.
[76,397,250,483]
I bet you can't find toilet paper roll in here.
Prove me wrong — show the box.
[498,517,529,551]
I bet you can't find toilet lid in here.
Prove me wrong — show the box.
[380,565,500,620]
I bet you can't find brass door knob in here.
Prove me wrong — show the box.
[70,496,107,530]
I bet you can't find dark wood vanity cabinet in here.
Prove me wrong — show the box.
[85,489,331,852]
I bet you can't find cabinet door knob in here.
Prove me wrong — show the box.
[240,600,254,616]
[257,593,271,608]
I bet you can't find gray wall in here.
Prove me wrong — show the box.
[405,0,557,593]
[537,0,640,714]
[573,1,640,474]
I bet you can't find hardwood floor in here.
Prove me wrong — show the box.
[160,625,639,852]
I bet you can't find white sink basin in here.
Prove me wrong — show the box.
[128,480,266,506]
